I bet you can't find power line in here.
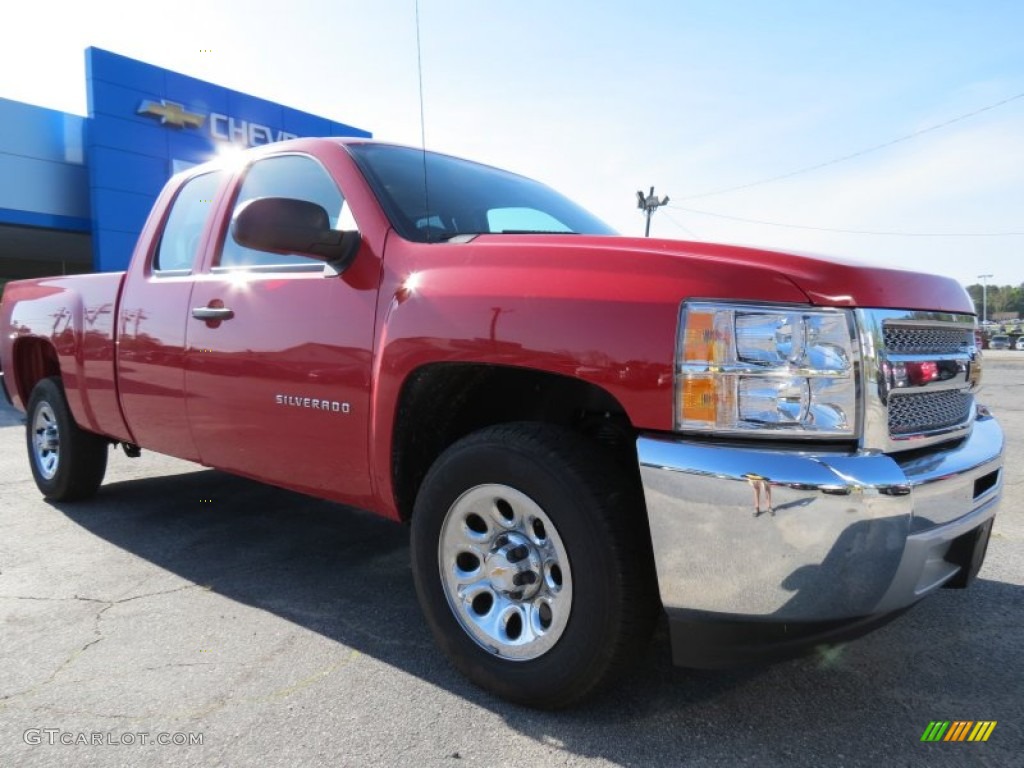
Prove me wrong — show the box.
[660,208,701,239]
[668,205,1024,237]
[678,90,1024,201]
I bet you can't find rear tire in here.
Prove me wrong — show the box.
[26,377,108,500]
[411,423,658,708]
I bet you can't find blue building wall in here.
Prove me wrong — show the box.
[85,47,371,271]
[0,97,89,232]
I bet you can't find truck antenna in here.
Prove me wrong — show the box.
[415,0,432,241]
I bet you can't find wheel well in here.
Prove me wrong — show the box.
[392,363,636,521]
[11,338,60,405]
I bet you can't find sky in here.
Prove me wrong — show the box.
[2,0,1022,288]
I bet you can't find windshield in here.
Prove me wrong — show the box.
[346,143,616,243]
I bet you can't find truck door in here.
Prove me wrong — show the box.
[117,169,226,461]
[184,153,378,507]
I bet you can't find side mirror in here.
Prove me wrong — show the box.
[231,197,361,273]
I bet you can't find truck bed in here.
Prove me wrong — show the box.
[1,271,130,442]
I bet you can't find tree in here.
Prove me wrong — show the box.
[962,283,1023,319]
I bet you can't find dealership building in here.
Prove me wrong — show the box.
[0,47,371,282]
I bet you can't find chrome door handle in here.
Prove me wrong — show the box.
[191,307,234,320]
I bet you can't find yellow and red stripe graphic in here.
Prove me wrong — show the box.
[920,721,997,742]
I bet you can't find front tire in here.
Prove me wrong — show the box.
[411,423,657,708]
[26,377,108,501]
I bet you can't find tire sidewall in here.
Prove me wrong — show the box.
[26,377,106,500]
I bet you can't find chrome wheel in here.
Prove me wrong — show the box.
[438,484,573,660]
[31,401,60,480]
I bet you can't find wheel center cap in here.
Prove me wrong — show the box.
[485,533,542,600]
[41,426,59,451]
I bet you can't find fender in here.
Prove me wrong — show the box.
[366,234,812,515]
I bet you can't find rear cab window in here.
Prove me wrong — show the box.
[154,171,225,273]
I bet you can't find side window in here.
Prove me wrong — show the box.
[154,171,224,272]
[219,154,351,269]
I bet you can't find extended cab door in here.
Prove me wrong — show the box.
[117,169,227,461]
[184,153,378,506]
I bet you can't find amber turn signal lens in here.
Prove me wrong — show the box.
[681,310,718,364]
[680,377,735,425]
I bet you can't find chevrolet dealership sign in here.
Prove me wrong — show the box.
[138,99,298,147]
[85,47,368,272]
[137,99,205,128]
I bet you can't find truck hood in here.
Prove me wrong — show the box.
[473,235,974,314]
[645,238,973,312]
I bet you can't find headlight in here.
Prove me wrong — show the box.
[676,302,858,437]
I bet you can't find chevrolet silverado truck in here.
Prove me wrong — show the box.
[0,138,1004,707]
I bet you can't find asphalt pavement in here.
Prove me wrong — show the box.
[1,354,1021,767]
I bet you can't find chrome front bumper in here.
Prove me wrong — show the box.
[637,412,1003,665]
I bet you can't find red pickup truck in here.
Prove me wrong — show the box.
[0,138,1004,707]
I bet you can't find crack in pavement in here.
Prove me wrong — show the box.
[15,650,362,723]
[0,584,208,706]
[0,594,110,603]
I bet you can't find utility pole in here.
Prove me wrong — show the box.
[978,273,993,324]
[637,186,670,237]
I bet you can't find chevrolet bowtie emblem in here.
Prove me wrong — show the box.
[137,99,206,129]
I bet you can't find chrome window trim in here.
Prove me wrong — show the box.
[210,263,326,275]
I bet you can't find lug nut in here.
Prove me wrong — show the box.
[513,571,538,586]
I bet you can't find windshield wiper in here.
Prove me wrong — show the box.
[434,229,579,242]
[495,229,579,235]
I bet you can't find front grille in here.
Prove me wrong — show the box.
[883,326,973,355]
[888,390,974,436]
[861,310,978,450]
